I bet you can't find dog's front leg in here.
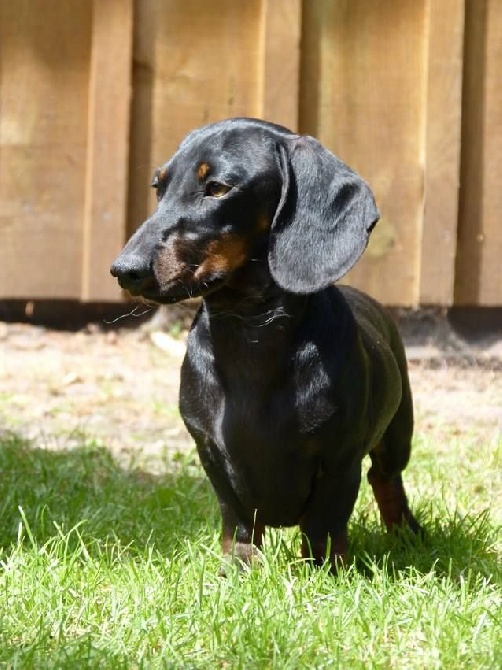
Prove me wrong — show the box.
[299,462,362,571]
[218,499,265,570]
[194,437,265,569]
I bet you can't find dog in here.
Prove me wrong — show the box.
[111,117,421,570]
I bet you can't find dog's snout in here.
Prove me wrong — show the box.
[110,255,153,293]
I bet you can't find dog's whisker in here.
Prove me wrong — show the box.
[103,305,153,325]
[207,309,292,328]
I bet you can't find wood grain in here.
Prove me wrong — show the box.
[300,0,429,306]
[259,0,301,130]
[128,0,263,237]
[2,1,501,307]
[420,0,464,305]
[0,1,92,298]
[456,0,502,305]
[82,0,133,301]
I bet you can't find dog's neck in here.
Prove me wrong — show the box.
[200,260,309,379]
[204,285,307,329]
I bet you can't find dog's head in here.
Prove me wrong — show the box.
[111,118,379,302]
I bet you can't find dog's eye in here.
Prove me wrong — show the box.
[151,185,164,202]
[150,176,162,201]
[205,181,232,198]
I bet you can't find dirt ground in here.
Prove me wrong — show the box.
[1,309,501,459]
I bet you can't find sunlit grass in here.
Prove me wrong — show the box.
[0,430,500,668]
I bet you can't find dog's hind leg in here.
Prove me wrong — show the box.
[368,466,421,535]
[368,368,422,536]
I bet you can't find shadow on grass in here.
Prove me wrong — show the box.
[0,431,217,558]
[349,508,500,583]
[5,639,134,670]
[1,431,499,584]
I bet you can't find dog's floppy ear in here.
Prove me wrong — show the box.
[268,136,379,293]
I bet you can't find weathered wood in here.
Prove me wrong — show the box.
[0,1,92,298]
[456,0,502,305]
[300,0,429,306]
[82,0,133,301]
[2,0,502,308]
[259,0,301,130]
[420,0,464,305]
[128,0,263,237]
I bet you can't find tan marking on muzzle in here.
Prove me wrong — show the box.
[194,235,247,279]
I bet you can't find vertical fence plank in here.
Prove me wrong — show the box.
[82,0,133,301]
[455,0,502,305]
[419,0,464,305]
[259,0,301,131]
[300,0,428,306]
[0,1,92,298]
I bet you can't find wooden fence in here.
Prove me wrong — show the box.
[1,0,500,306]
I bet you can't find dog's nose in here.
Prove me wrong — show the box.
[110,256,153,293]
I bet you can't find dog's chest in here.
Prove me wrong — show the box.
[183,382,321,524]
[181,357,320,450]
[179,336,343,524]
[180,330,339,448]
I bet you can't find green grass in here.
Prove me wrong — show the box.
[0,430,500,669]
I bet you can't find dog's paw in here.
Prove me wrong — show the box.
[219,542,262,576]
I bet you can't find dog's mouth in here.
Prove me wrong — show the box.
[131,274,228,305]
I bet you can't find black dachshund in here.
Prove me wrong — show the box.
[111,118,421,570]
